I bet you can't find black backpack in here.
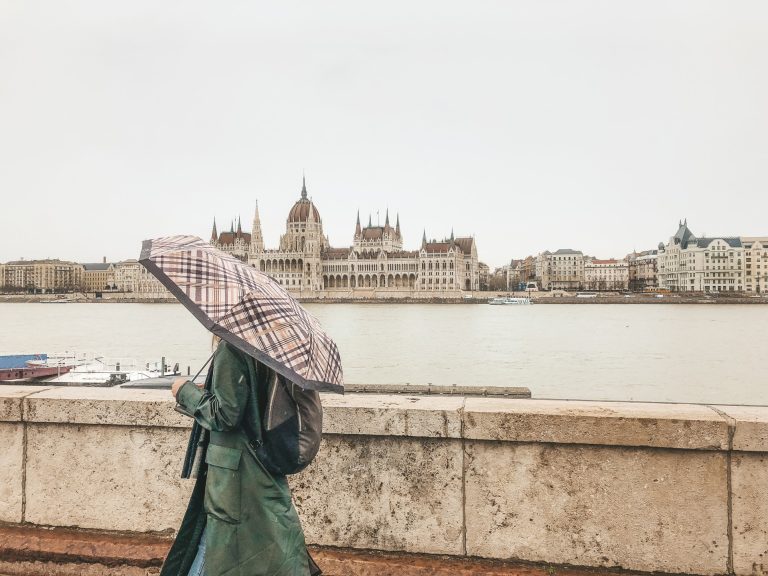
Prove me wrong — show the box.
[243,359,323,477]
[179,348,323,479]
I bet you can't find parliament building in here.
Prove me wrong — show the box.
[210,178,480,297]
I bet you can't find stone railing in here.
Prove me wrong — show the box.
[0,385,766,576]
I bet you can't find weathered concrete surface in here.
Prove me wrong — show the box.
[320,394,463,438]
[464,399,729,450]
[292,435,464,555]
[716,405,768,452]
[0,385,51,422]
[4,385,768,575]
[0,423,24,523]
[23,387,189,429]
[24,423,191,532]
[732,452,768,576]
[464,442,729,575]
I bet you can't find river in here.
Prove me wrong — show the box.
[0,303,765,405]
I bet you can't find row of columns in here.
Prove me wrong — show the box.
[323,273,417,289]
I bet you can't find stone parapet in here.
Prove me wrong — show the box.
[0,386,766,576]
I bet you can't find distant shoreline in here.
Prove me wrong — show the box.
[1,294,767,305]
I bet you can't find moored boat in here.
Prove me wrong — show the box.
[488,296,532,305]
[0,353,179,386]
[0,354,74,381]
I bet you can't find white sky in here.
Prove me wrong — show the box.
[1,1,766,268]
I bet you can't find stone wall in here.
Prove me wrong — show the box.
[1,385,766,576]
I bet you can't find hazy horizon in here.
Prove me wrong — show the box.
[2,1,767,268]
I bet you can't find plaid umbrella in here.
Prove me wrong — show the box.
[139,235,343,393]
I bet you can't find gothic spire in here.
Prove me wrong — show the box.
[355,210,362,237]
[368,213,372,228]
[237,216,242,235]
[396,213,401,237]
[301,175,308,200]
[210,218,218,243]
[251,200,264,252]
[422,229,427,248]
[385,208,390,227]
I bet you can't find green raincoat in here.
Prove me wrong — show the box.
[160,342,315,576]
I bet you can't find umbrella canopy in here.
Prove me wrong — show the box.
[139,235,343,393]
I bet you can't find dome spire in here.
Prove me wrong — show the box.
[301,175,308,200]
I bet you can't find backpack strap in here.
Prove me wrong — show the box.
[240,358,283,486]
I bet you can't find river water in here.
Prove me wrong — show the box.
[0,303,766,405]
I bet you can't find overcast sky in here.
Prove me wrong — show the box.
[1,1,766,268]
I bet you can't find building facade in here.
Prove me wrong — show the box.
[1,260,84,293]
[742,237,768,294]
[627,250,658,291]
[210,179,481,296]
[113,260,172,297]
[535,249,585,290]
[583,259,629,291]
[82,262,116,292]
[658,220,747,292]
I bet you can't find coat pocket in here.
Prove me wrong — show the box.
[204,444,242,524]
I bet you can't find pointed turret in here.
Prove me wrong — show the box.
[355,210,362,238]
[450,228,454,243]
[385,208,390,227]
[301,175,308,200]
[368,214,372,228]
[237,216,242,236]
[395,213,401,238]
[251,200,264,252]
[422,229,427,249]
[210,218,218,243]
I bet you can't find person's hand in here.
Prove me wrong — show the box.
[171,377,188,398]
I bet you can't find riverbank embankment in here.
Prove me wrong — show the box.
[1,385,766,576]
[2,293,767,304]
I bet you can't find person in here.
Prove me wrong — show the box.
[159,338,320,576]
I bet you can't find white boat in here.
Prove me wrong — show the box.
[44,355,179,386]
[488,296,532,305]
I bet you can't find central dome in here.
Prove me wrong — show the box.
[287,177,321,223]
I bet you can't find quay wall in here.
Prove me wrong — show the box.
[0,386,767,575]
[2,293,768,304]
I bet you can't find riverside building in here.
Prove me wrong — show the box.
[0,260,84,293]
[583,258,629,291]
[742,237,768,294]
[210,178,481,297]
[535,249,585,290]
[627,250,658,291]
[657,220,768,293]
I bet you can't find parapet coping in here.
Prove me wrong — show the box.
[1,385,766,452]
